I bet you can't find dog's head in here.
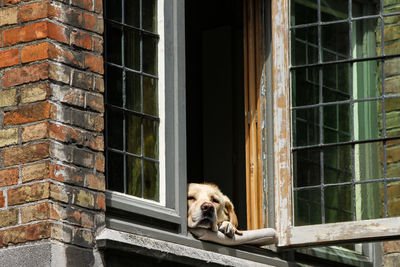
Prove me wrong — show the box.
[187,183,238,232]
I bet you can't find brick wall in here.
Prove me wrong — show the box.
[0,0,104,262]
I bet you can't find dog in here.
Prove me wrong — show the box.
[187,183,243,237]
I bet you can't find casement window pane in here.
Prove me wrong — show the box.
[107,151,124,192]
[294,188,322,226]
[353,60,381,99]
[106,65,123,107]
[125,29,140,71]
[322,63,350,103]
[107,108,124,150]
[352,0,379,17]
[387,181,400,217]
[355,182,384,220]
[142,0,157,33]
[354,142,384,181]
[292,107,319,147]
[126,71,141,112]
[293,148,321,187]
[143,160,159,201]
[290,0,318,26]
[291,26,318,66]
[127,155,142,197]
[292,67,319,107]
[125,0,140,28]
[143,35,158,75]
[143,76,158,116]
[126,114,141,155]
[323,103,351,144]
[322,22,349,62]
[320,0,348,22]
[324,145,352,184]
[353,100,381,141]
[386,97,400,138]
[143,119,159,160]
[384,15,400,56]
[106,24,122,65]
[353,18,380,59]
[106,0,122,22]
[325,184,353,223]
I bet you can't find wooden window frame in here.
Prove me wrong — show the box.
[271,0,400,248]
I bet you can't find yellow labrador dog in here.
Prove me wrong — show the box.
[187,183,243,237]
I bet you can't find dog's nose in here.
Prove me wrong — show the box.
[201,202,214,213]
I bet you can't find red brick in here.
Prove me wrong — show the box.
[3,21,47,47]
[71,0,93,12]
[48,123,80,143]
[4,102,51,125]
[0,209,18,227]
[22,122,49,142]
[0,168,19,187]
[7,182,50,206]
[0,192,4,208]
[71,30,92,50]
[2,62,49,88]
[21,83,50,104]
[48,43,84,68]
[83,12,103,33]
[47,22,69,44]
[4,0,33,6]
[86,173,105,191]
[20,2,49,23]
[21,202,50,223]
[50,164,84,185]
[92,35,103,53]
[85,53,103,74]
[0,48,19,68]
[22,161,50,183]
[3,142,50,167]
[96,194,105,211]
[21,42,49,63]
[94,0,102,13]
[95,153,105,172]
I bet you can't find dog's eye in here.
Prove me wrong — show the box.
[187,196,195,201]
[212,197,219,204]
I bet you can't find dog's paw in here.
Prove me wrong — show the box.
[218,221,238,238]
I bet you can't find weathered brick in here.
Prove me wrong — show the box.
[50,183,70,203]
[21,202,50,223]
[384,241,400,254]
[4,0,34,6]
[95,153,105,172]
[94,0,102,14]
[73,148,95,168]
[0,48,19,68]
[21,83,50,104]
[49,63,71,85]
[22,161,50,183]
[83,12,103,34]
[89,135,104,151]
[50,223,72,243]
[71,0,93,11]
[0,89,17,107]
[96,193,105,211]
[48,43,84,68]
[50,142,73,162]
[71,30,92,50]
[92,35,103,53]
[65,206,94,228]
[20,2,49,23]
[22,122,49,142]
[4,142,50,167]
[21,42,49,63]
[72,228,94,247]
[0,209,18,228]
[52,85,85,107]
[0,192,5,208]
[73,189,95,209]
[7,182,50,206]
[3,21,48,47]
[86,92,104,112]
[84,53,103,74]
[4,102,51,125]
[49,202,67,220]
[70,109,103,131]
[2,62,49,88]
[85,173,105,191]
[384,253,400,267]
[0,7,18,27]
[26,222,51,241]
[72,70,93,90]
[47,21,70,44]
[0,168,19,187]
[50,164,84,186]
[0,128,18,147]
[387,145,400,163]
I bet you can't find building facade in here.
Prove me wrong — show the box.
[0,0,399,266]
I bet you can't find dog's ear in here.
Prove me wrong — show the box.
[224,199,238,228]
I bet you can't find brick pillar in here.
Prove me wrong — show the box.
[0,0,104,265]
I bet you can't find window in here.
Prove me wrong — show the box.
[273,0,400,247]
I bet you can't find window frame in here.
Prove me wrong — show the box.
[271,0,400,248]
[104,0,187,234]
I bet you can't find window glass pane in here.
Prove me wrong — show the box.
[355,182,383,220]
[125,0,140,27]
[322,63,350,103]
[143,119,158,159]
[126,113,141,155]
[127,155,142,197]
[143,160,159,201]
[126,71,141,112]
[353,0,379,17]
[107,151,124,192]
[293,148,321,187]
[325,184,353,223]
[294,188,322,226]
[143,34,158,75]
[384,15,400,56]
[290,0,318,26]
[106,65,123,107]
[321,0,348,22]
[106,0,122,21]
[353,60,381,99]
[107,108,123,150]
[354,100,381,141]
[323,103,351,144]
[292,67,319,107]
[386,98,400,138]
[106,24,122,65]
[384,58,400,95]
[322,22,349,62]
[386,139,400,178]
[324,145,352,184]
[354,142,384,181]
[143,76,158,116]
[384,1,400,14]
[387,181,400,217]
[125,29,140,70]
[293,107,320,147]
[291,26,318,66]
[143,0,157,32]
[352,18,380,59]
